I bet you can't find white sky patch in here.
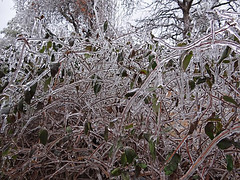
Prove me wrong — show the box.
[0,0,16,36]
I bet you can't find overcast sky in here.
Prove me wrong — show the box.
[0,0,16,32]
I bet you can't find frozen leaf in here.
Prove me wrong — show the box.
[182,51,193,71]
[223,95,239,106]
[39,129,48,145]
[103,20,108,32]
[84,53,91,59]
[68,38,74,46]
[36,102,44,110]
[7,114,16,123]
[205,122,215,140]
[111,167,121,176]
[164,154,181,175]
[177,42,187,47]
[66,126,72,133]
[117,52,124,63]
[218,46,231,65]
[120,153,127,166]
[139,69,148,75]
[189,80,195,91]
[84,121,92,135]
[1,106,10,115]
[205,63,212,75]
[125,88,138,98]
[148,55,155,61]
[0,70,5,78]
[138,162,147,169]
[152,96,160,113]
[2,144,10,156]
[125,147,137,164]
[233,141,240,149]
[151,60,157,70]
[121,172,130,180]
[47,41,52,50]
[104,126,108,141]
[39,46,45,53]
[121,69,128,77]
[217,138,233,149]
[0,81,8,93]
[25,83,37,104]
[44,77,51,92]
[196,77,206,84]
[226,154,233,171]
[125,123,133,130]
[149,139,156,160]
[91,74,102,95]
[93,83,101,95]
[50,63,60,77]
[135,164,141,177]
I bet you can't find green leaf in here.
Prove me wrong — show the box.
[24,83,38,104]
[218,46,231,65]
[233,141,240,149]
[47,41,52,50]
[125,147,137,164]
[138,163,147,169]
[149,139,156,160]
[182,51,193,71]
[205,122,215,140]
[152,96,160,113]
[124,123,133,130]
[164,154,181,175]
[39,129,48,145]
[2,144,11,156]
[66,126,72,133]
[50,63,60,77]
[7,114,16,124]
[189,80,195,91]
[139,69,148,75]
[196,77,206,84]
[39,46,45,53]
[84,53,91,59]
[223,95,239,106]
[206,77,213,89]
[44,77,51,92]
[93,83,101,95]
[217,138,233,149]
[226,154,233,171]
[85,45,93,51]
[0,70,5,78]
[18,99,24,112]
[1,106,10,115]
[111,167,121,176]
[151,61,157,70]
[177,42,187,47]
[104,126,108,141]
[117,52,124,63]
[84,121,92,135]
[103,20,108,32]
[148,55,155,61]
[121,69,128,77]
[125,88,138,98]
[135,164,141,177]
[121,172,130,180]
[205,63,212,76]
[120,153,127,166]
[91,74,102,95]
[215,122,223,134]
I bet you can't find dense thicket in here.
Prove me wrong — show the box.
[0,0,240,179]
